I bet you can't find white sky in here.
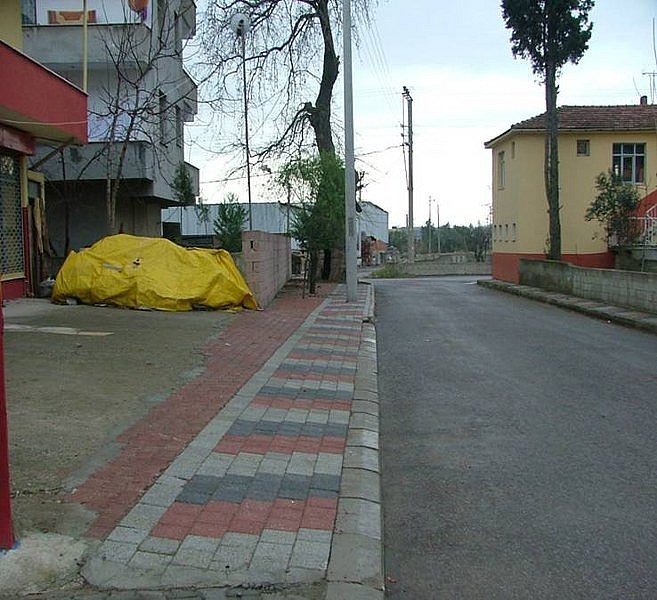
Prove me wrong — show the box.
[186,0,657,228]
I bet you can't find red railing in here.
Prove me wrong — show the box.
[0,290,14,550]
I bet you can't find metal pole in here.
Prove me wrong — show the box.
[241,33,253,230]
[0,287,14,550]
[343,0,357,302]
[437,203,441,255]
[428,196,432,255]
[403,87,414,264]
[82,0,88,92]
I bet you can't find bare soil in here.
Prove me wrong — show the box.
[3,298,233,538]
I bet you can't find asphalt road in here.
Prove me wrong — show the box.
[374,276,657,599]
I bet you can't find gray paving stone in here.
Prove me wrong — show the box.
[311,473,341,493]
[250,540,293,572]
[343,447,380,473]
[260,529,297,545]
[263,407,289,422]
[335,498,381,540]
[315,452,343,476]
[247,473,283,501]
[140,482,185,508]
[241,405,269,421]
[258,454,289,476]
[349,412,378,433]
[286,452,317,476]
[107,526,150,545]
[227,420,256,436]
[278,421,303,436]
[139,536,181,555]
[297,528,332,543]
[339,468,380,503]
[303,408,329,424]
[326,533,383,588]
[346,429,379,451]
[121,504,168,531]
[324,423,348,438]
[254,420,280,434]
[328,410,351,425]
[289,539,330,570]
[196,452,235,478]
[279,473,311,500]
[351,399,379,416]
[285,408,309,423]
[226,452,262,477]
[325,582,384,600]
[98,540,139,564]
[128,550,172,575]
[176,487,212,505]
[301,422,325,436]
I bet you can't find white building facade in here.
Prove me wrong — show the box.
[21,0,198,258]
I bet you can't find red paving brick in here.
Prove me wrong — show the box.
[70,286,334,539]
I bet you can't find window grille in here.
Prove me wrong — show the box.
[0,154,23,275]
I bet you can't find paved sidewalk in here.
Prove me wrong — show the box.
[67,283,382,599]
[478,279,657,334]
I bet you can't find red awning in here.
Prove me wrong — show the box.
[0,41,87,146]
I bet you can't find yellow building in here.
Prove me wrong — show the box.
[485,103,657,283]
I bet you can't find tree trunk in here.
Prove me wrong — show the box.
[308,0,338,156]
[544,61,561,260]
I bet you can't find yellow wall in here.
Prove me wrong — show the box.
[490,129,657,256]
[0,1,23,50]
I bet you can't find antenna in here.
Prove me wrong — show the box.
[643,72,657,103]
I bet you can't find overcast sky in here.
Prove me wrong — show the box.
[188,0,657,228]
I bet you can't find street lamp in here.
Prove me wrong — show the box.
[230,13,253,230]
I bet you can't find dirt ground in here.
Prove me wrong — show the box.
[2,298,234,538]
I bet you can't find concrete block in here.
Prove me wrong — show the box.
[335,498,381,540]
[339,468,381,504]
[326,582,384,600]
[326,533,383,588]
[343,447,380,473]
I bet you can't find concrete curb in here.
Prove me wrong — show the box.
[325,285,384,600]
[478,279,657,334]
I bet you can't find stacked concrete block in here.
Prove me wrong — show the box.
[242,231,292,308]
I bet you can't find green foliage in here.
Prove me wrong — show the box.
[279,152,345,252]
[586,170,640,246]
[371,263,408,279]
[278,152,345,291]
[213,192,247,253]
[172,162,196,205]
[501,0,594,78]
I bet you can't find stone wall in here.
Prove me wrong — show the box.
[241,231,291,308]
[519,259,657,314]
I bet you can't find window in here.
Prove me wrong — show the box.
[498,151,506,188]
[493,224,497,241]
[511,223,517,242]
[577,139,590,156]
[613,143,645,183]
[504,224,509,242]
[511,141,516,159]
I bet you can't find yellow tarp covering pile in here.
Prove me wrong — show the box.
[52,234,257,311]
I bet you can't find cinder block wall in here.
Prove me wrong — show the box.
[519,259,657,314]
[241,231,292,308]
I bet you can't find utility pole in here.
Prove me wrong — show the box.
[436,202,441,255]
[428,196,433,255]
[343,0,357,302]
[403,86,414,264]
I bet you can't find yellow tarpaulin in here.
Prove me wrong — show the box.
[52,234,257,311]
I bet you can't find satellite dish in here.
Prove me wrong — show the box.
[230,13,251,36]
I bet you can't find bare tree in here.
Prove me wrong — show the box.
[198,0,377,162]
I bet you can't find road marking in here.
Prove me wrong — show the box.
[4,324,113,336]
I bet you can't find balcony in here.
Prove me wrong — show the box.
[0,40,87,145]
